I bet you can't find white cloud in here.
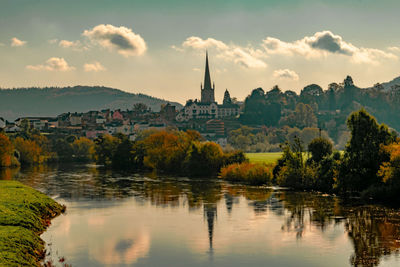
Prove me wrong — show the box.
[222,47,267,68]
[273,69,299,81]
[178,36,267,69]
[82,24,146,57]
[176,31,395,70]
[182,37,229,50]
[59,40,87,51]
[26,57,75,71]
[388,46,400,53]
[262,31,396,64]
[84,61,106,72]
[11,37,26,47]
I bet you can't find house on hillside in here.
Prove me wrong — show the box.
[15,117,55,131]
[112,110,124,121]
[5,123,20,133]
[0,117,5,129]
[70,113,82,126]
[85,126,107,139]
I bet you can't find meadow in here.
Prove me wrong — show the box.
[245,152,283,164]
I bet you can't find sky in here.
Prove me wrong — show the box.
[0,0,399,104]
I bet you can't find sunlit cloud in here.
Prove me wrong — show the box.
[178,36,267,69]
[273,69,299,81]
[11,37,26,47]
[83,24,147,57]
[84,61,106,72]
[26,57,75,71]
[59,40,88,51]
[182,37,229,50]
[177,31,396,69]
[262,31,397,64]
[388,46,400,53]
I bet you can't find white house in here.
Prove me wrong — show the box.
[0,117,5,129]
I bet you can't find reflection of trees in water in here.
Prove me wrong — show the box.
[345,208,400,266]
[279,192,400,266]
[3,165,400,266]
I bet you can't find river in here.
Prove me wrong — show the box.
[1,164,400,267]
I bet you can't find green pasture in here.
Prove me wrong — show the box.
[245,152,283,164]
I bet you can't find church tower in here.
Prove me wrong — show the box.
[201,51,215,103]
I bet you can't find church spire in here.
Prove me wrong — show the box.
[203,50,212,90]
[201,51,215,103]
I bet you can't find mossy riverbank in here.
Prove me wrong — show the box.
[0,180,65,266]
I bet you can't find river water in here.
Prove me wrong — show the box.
[2,164,400,267]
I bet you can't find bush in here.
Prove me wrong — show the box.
[184,142,224,177]
[220,162,272,185]
[0,134,14,168]
[13,137,43,165]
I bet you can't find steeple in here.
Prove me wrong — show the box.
[204,51,212,90]
[201,51,215,103]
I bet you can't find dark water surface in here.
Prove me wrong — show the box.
[2,165,400,267]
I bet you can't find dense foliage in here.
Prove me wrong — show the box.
[90,130,246,177]
[0,133,15,168]
[273,109,400,203]
[239,76,400,150]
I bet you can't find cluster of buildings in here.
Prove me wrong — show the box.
[0,53,242,145]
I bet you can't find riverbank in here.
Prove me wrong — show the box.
[0,180,65,266]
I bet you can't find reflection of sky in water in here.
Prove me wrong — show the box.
[43,197,355,267]
[4,165,400,266]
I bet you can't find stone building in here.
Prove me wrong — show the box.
[176,52,240,122]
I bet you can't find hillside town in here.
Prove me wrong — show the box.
[0,53,241,146]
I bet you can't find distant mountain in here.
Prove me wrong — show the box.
[0,86,182,120]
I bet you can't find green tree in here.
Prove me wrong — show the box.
[71,137,94,161]
[112,137,134,169]
[308,137,333,163]
[93,135,121,166]
[53,138,74,161]
[338,109,394,192]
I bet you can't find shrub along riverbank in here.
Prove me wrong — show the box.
[0,181,65,266]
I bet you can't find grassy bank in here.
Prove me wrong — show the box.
[246,152,282,164]
[0,180,65,266]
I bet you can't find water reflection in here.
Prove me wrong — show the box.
[3,164,400,266]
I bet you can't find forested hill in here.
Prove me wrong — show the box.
[0,86,182,120]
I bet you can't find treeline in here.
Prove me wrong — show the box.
[240,76,400,147]
[228,125,330,152]
[0,124,245,177]
[272,109,399,203]
[221,109,400,203]
[92,130,245,176]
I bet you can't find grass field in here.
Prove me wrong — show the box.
[0,180,65,266]
[246,152,283,164]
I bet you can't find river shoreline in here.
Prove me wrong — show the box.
[0,180,65,266]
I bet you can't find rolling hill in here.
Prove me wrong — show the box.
[0,86,182,120]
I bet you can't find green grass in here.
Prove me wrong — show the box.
[246,152,283,164]
[0,180,65,266]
